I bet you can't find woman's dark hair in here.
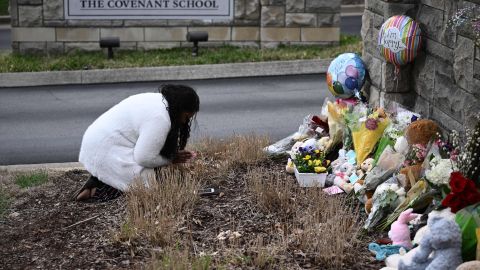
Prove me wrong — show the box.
[159,84,200,159]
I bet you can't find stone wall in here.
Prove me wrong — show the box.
[362,0,480,132]
[9,0,340,54]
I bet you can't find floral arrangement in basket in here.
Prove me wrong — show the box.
[293,147,330,174]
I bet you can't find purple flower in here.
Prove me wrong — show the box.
[365,118,379,130]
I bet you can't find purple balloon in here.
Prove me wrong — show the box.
[345,77,358,90]
[345,65,359,78]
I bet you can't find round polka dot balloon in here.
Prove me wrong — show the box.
[326,53,366,99]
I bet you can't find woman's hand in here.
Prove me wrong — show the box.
[172,150,197,163]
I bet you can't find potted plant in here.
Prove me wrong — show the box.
[292,148,330,187]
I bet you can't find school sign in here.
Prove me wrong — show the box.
[65,0,233,19]
[10,0,340,54]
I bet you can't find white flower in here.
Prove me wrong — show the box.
[425,157,458,186]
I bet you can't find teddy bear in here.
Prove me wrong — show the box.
[398,214,463,270]
[315,136,330,152]
[399,120,439,190]
[404,119,439,146]
[331,149,348,170]
[333,162,355,193]
[357,157,375,179]
[388,209,419,250]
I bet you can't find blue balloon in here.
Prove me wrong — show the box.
[326,53,366,99]
[345,77,358,90]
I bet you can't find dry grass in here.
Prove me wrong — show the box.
[245,166,361,269]
[246,167,297,218]
[189,134,270,183]
[119,167,201,246]
[118,135,270,246]
[148,248,212,270]
[118,135,363,269]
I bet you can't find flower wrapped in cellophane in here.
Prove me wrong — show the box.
[351,109,390,164]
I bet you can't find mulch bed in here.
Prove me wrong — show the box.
[0,163,384,269]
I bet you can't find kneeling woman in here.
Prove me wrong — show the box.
[76,84,200,202]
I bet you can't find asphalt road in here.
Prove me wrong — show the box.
[0,16,361,50]
[341,15,362,36]
[0,28,11,50]
[0,75,333,165]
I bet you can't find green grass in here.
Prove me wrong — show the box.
[0,35,362,73]
[0,0,8,15]
[0,187,10,218]
[14,171,49,188]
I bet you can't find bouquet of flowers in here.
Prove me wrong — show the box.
[425,157,458,187]
[403,144,428,167]
[442,172,480,213]
[293,147,330,174]
[351,109,390,164]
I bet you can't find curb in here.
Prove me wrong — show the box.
[341,4,364,14]
[0,59,331,88]
[0,16,9,24]
[0,162,84,173]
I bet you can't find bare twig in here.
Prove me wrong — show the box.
[64,215,100,229]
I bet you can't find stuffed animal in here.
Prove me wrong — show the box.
[405,119,439,146]
[333,162,355,193]
[400,164,423,190]
[357,157,375,179]
[289,141,303,159]
[315,136,330,152]
[369,243,406,261]
[457,261,480,270]
[388,209,419,249]
[286,158,295,174]
[398,214,463,270]
[331,149,348,170]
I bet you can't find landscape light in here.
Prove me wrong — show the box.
[99,37,120,59]
[186,31,209,57]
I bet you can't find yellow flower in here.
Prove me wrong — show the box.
[314,166,327,173]
[303,155,311,160]
[314,159,322,166]
[308,160,313,166]
[314,149,320,154]
[325,160,331,166]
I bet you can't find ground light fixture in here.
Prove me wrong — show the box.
[99,37,120,59]
[186,31,209,57]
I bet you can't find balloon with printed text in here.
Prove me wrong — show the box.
[378,15,422,68]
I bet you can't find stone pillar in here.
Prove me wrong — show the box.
[362,0,480,131]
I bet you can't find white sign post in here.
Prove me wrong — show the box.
[65,0,233,20]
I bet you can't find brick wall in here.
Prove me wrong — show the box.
[362,0,480,132]
[9,0,340,54]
